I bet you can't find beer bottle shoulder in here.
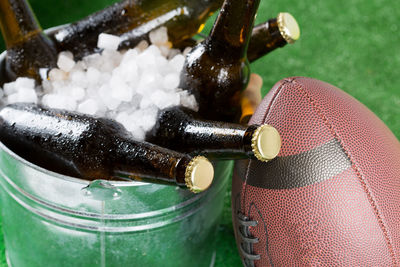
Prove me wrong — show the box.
[183,43,250,85]
[181,42,250,120]
[179,0,259,121]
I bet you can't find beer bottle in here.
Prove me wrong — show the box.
[171,13,300,62]
[0,0,57,82]
[146,107,281,162]
[50,0,223,59]
[179,0,260,122]
[0,103,214,193]
[247,12,300,63]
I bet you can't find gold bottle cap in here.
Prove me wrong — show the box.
[185,156,214,193]
[251,125,282,162]
[277,12,300,44]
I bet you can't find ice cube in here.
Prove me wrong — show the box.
[86,67,101,85]
[39,68,49,80]
[135,40,149,52]
[97,33,121,51]
[64,97,78,111]
[99,84,121,110]
[120,49,139,66]
[7,93,19,104]
[149,27,169,45]
[78,99,98,115]
[179,90,199,111]
[72,61,87,72]
[137,72,157,94]
[102,49,123,66]
[139,113,157,132]
[159,43,172,58]
[17,88,38,103]
[70,70,87,87]
[115,111,130,125]
[3,82,16,96]
[57,52,76,72]
[113,62,138,84]
[60,51,74,60]
[109,75,133,102]
[83,53,102,69]
[42,94,77,111]
[49,68,68,82]
[136,49,157,69]
[146,45,162,57]
[139,96,153,109]
[168,49,181,59]
[15,77,35,89]
[70,86,86,101]
[130,127,145,140]
[169,54,185,72]
[163,73,180,90]
[151,90,179,109]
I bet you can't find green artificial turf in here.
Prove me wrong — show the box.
[0,0,399,266]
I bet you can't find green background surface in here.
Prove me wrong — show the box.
[0,0,399,266]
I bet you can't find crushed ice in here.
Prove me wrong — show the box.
[0,27,198,141]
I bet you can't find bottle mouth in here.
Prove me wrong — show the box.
[277,12,301,44]
[251,124,282,162]
[185,156,214,193]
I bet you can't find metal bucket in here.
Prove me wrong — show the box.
[0,27,232,267]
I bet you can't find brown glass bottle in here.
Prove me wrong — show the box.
[0,0,57,82]
[248,12,300,63]
[179,0,260,122]
[0,103,214,193]
[146,107,281,162]
[50,0,223,59]
[172,13,300,62]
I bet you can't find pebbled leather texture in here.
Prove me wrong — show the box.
[232,77,400,266]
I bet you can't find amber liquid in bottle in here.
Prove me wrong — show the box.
[0,103,214,192]
[0,0,57,82]
[248,12,300,63]
[146,107,281,162]
[50,0,223,59]
[179,0,260,122]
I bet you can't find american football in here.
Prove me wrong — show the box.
[232,77,400,266]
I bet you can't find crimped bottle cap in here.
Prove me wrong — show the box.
[277,12,300,44]
[185,156,214,193]
[251,125,282,162]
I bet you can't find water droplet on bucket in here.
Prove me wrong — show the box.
[81,180,122,201]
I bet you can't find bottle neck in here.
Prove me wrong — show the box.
[0,0,42,47]
[180,116,260,159]
[207,0,260,60]
[149,107,258,159]
[247,18,287,62]
[112,135,191,186]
